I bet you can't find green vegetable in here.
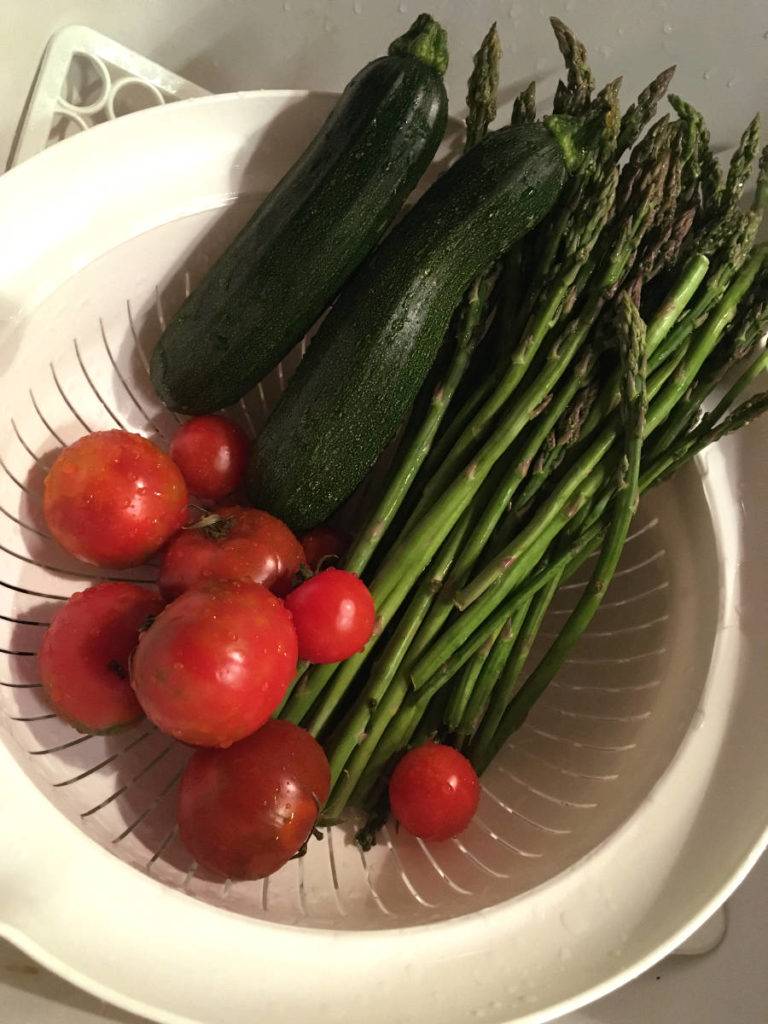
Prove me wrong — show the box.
[270,19,768,841]
[250,116,586,530]
[150,14,449,414]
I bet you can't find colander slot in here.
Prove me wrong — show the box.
[28,388,68,447]
[100,317,170,442]
[376,823,440,909]
[470,814,542,859]
[112,761,186,844]
[0,501,50,541]
[72,338,128,430]
[145,823,179,871]
[522,721,638,753]
[77,734,172,803]
[10,418,54,474]
[50,362,93,433]
[480,782,572,836]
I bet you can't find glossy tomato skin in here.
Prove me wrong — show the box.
[131,579,297,747]
[43,430,188,568]
[38,582,164,733]
[284,567,375,664]
[169,414,250,501]
[177,720,331,879]
[388,743,480,841]
[157,506,305,602]
[298,525,349,571]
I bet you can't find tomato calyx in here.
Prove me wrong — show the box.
[184,506,235,541]
[291,550,339,589]
[107,659,128,680]
[287,790,326,860]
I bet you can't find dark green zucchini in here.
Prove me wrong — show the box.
[150,15,449,414]
[249,119,586,530]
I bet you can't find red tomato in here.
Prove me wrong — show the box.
[284,568,375,664]
[157,506,305,602]
[131,579,297,747]
[169,414,250,501]
[177,720,331,879]
[38,582,164,733]
[388,743,480,841]
[299,525,349,571]
[43,430,188,568]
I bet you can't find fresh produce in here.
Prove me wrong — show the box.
[169,414,250,501]
[299,525,350,571]
[38,582,164,733]
[29,17,768,877]
[43,430,188,568]
[274,18,768,845]
[177,720,331,879]
[131,580,298,747]
[388,742,480,841]
[250,107,588,530]
[158,506,305,601]
[150,14,450,415]
[284,568,376,664]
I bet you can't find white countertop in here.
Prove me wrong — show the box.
[1,2,766,1021]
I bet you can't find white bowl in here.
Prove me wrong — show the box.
[0,85,767,1024]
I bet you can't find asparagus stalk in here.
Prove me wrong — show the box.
[511,81,536,125]
[550,17,595,116]
[472,293,648,772]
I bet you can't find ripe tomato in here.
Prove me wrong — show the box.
[157,506,305,602]
[284,567,375,664]
[131,579,297,747]
[177,720,331,879]
[169,414,250,501]
[43,430,188,568]
[299,525,349,571]
[38,582,164,733]
[388,743,480,841]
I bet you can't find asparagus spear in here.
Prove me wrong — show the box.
[472,293,648,772]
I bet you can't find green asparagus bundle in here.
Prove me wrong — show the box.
[277,19,768,838]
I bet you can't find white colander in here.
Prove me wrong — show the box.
[1,85,767,1024]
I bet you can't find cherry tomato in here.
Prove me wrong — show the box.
[388,743,480,841]
[299,525,349,571]
[177,720,331,879]
[131,579,297,747]
[169,414,250,501]
[284,567,375,664]
[157,506,305,602]
[38,582,164,733]
[43,430,188,568]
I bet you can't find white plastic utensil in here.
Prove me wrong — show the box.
[9,25,208,168]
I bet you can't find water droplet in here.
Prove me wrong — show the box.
[353,0,363,12]
[398,0,408,11]
[616,26,625,36]
[323,15,334,31]
[691,708,706,730]
[282,0,291,10]
[703,69,713,80]
[663,22,673,33]
[727,78,736,88]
